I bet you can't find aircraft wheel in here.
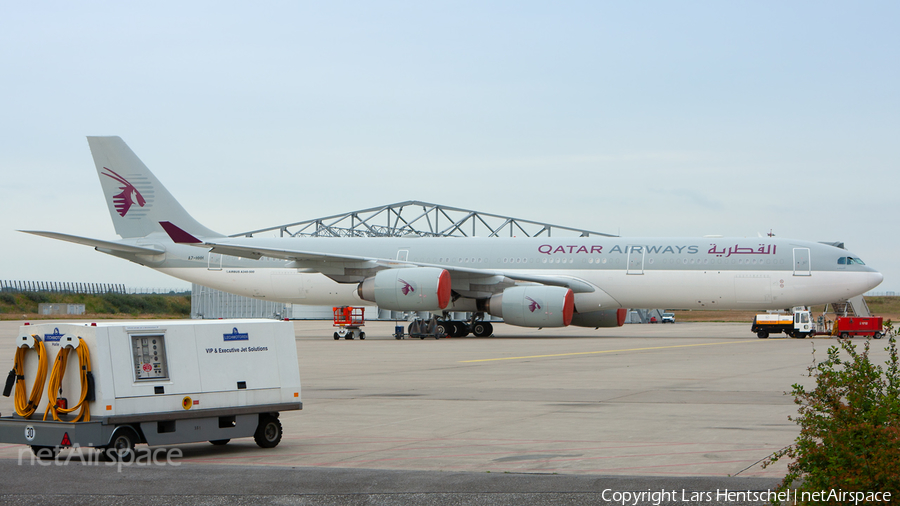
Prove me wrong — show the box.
[443,321,455,337]
[757,331,768,339]
[455,323,470,337]
[473,322,493,337]
[436,321,450,337]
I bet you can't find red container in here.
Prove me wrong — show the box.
[833,316,884,338]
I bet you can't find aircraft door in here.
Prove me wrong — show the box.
[793,248,811,276]
[626,246,644,275]
[208,252,222,271]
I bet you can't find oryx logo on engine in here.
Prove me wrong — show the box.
[399,279,415,296]
[526,297,542,313]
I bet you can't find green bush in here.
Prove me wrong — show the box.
[765,323,900,501]
[0,292,15,305]
[22,291,49,303]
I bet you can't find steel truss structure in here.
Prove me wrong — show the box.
[232,201,616,239]
[194,202,615,320]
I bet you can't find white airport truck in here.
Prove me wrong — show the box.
[751,309,814,339]
[1,320,301,460]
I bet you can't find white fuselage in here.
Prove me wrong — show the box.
[147,236,883,311]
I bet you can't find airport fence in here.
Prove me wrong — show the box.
[0,280,189,295]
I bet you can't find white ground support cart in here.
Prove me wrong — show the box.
[0,320,301,460]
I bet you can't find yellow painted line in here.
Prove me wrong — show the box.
[460,340,754,363]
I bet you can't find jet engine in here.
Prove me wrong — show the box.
[484,286,574,327]
[569,308,627,328]
[357,267,451,311]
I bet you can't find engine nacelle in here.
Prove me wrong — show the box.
[569,308,627,328]
[485,286,574,327]
[358,267,451,311]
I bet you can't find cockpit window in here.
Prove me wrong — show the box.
[838,256,866,266]
[838,257,846,265]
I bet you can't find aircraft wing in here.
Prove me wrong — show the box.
[161,221,596,293]
[20,230,165,255]
[206,239,595,292]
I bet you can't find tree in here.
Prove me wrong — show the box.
[765,321,900,500]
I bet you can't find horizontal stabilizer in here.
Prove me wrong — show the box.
[20,231,164,255]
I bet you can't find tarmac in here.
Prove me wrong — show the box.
[1,319,888,505]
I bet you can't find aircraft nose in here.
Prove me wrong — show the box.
[866,271,884,291]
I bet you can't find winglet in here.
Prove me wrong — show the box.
[159,221,203,244]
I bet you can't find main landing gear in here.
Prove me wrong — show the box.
[437,320,494,338]
[405,314,494,339]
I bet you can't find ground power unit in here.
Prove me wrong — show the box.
[1,319,301,460]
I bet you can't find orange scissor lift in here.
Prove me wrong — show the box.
[333,306,365,340]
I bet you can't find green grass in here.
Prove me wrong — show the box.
[0,291,191,318]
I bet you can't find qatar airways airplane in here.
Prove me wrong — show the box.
[22,137,883,337]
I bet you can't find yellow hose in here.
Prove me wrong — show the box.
[44,338,92,422]
[13,335,48,419]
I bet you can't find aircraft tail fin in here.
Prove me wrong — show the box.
[87,136,222,239]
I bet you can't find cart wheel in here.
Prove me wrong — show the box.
[333,332,339,340]
[841,332,850,339]
[102,427,138,462]
[210,439,230,446]
[874,332,883,339]
[31,445,58,460]
[359,332,365,340]
[254,414,283,448]
[757,331,768,339]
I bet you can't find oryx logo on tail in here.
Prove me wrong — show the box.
[102,167,146,217]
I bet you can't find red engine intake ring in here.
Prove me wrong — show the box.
[562,289,575,326]
[617,308,627,327]
[437,270,451,309]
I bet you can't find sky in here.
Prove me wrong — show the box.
[1,1,897,293]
